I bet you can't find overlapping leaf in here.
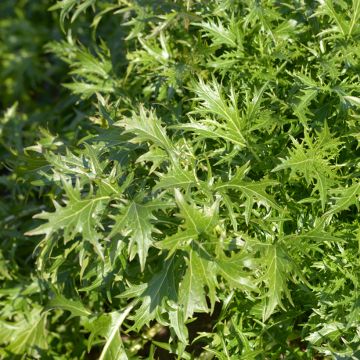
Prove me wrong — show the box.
[26,178,110,259]
[109,198,171,271]
[4,0,360,358]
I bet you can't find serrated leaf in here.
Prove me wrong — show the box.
[216,253,258,292]
[344,95,360,107]
[214,167,280,223]
[6,311,48,355]
[136,147,168,173]
[324,181,360,217]
[191,79,247,147]
[127,258,178,329]
[262,245,294,321]
[87,306,134,360]
[154,166,198,190]
[273,128,340,210]
[174,189,220,234]
[197,20,237,48]
[168,305,188,343]
[117,105,176,159]
[179,247,218,320]
[48,295,91,318]
[155,229,197,258]
[306,322,345,345]
[282,227,342,244]
[26,178,110,259]
[109,199,169,271]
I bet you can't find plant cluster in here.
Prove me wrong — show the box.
[1,0,360,359]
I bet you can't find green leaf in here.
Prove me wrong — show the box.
[6,311,48,355]
[136,147,168,173]
[197,20,237,48]
[109,199,169,271]
[6,0,360,357]
[262,244,294,321]
[26,177,110,259]
[306,322,345,345]
[168,304,188,343]
[117,105,176,159]
[154,166,198,191]
[273,127,340,210]
[191,79,247,147]
[174,189,220,234]
[126,258,179,330]
[315,0,349,36]
[87,306,134,360]
[214,166,280,223]
[156,229,197,258]
[179,247,217,319]
[344,95,360,107]
[216,252,258,292]
[324,181,360,217]
[48,295,91,318]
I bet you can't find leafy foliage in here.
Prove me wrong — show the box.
[1,0,360,359]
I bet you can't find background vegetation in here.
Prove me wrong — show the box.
[1,0,360,359]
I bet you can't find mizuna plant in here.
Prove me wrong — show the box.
[1,0,360,359]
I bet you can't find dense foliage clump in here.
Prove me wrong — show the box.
[1,0,360,358]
